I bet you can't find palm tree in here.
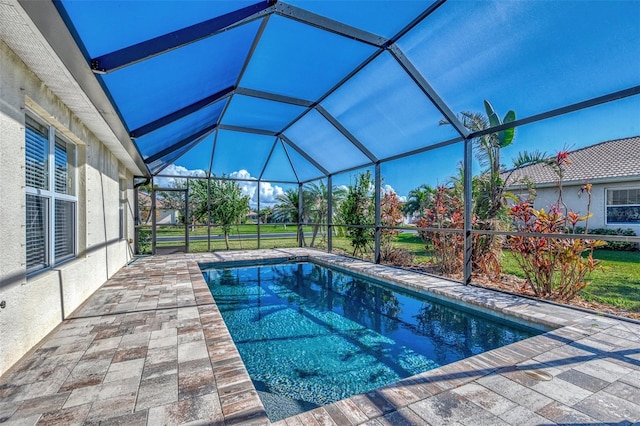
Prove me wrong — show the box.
[442,101,546,277]
[304,181,347,247]
[401,184,435,218]
[273,188,307,245]
[273,188,300,223]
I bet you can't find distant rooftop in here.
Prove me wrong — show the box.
[505,136,640,187]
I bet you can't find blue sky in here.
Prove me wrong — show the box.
[62,0,640,201]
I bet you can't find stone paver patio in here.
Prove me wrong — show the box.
[1,248,640,425]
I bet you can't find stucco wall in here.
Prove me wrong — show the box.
[0,40,135,376]
[530,182,640,233]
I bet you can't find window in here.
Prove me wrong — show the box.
[25,114,77,273]
[606,188,640,224]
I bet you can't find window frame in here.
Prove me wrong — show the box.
[25,112,78,275]
[605,187,640,225]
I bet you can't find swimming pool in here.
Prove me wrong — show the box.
[201,260,542,421]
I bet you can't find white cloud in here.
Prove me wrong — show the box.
[382,184,407,202]
[228,170,284,208]
[154,164,205,187]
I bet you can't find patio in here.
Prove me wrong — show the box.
[2,249,640,425]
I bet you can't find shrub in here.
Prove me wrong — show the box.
[137,228,152,254]
[507,202,605,301]
[415,186,464,274]
[380,247,415,266]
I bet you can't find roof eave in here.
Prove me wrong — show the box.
[9,0,149,177]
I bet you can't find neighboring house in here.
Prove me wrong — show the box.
[137,192,182,225]
[504,136,640,233]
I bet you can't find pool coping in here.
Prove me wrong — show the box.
[1,248,639,425]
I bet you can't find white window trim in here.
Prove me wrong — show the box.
[25,112,78,274]
[605,187,640,225]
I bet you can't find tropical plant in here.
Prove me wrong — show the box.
[380,190,414,265]
[273,188,301,223]
[258,207,273,224]
[401,184,435,217]
[442,101,547,278]
[304,181,347,247]
[507,201,604,301]
[415,185,465,274]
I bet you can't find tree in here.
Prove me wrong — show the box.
[258,207,273,224]
[401,184,435,218]
[339,171,375,257]
[304,181,348,247]
[380,189,413,265]
[273,188,307,245]
[442,100,546,277]
[206,176,250,250]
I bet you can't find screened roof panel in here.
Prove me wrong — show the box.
[135,99,226,160]
[221,95,307,132]
[100,21,259,130]
[285,109,371,173]
[283,143,324,182]
[322,52,459,160]
[210,130,275,178]
[147,136,206,175]
[397,0,640,119]
[46,0,639,181]
[287,0,426,39]
[260,141,298,182]
[240,15,377,100]
[170,131,216,174]
[59,0,259,58]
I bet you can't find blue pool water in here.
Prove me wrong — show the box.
[202,261,541,421]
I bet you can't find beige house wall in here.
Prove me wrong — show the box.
[0,40,135,376]
[526,181,640,233]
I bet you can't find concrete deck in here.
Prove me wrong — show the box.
[1,248,640,425]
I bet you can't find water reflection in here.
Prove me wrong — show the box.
[204,262,538,421]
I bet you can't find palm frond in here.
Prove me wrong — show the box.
[511,150,549,169]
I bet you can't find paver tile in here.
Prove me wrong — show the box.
[536,401,599,424]
[103,358,145,383]
[408,391,505,426]
[147,393,223,425]
[451,383,517,416]
[84,393,137,423]
[477,374,552,411]
[135,374,178,412]
[556,368,610,392]
[497,405,549,426]
[378,407,433,426]
[573,357,635,382]
[35,402,91,425]
[531,376,592,405]
[572,391,640,423]
[603,381,640,405]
